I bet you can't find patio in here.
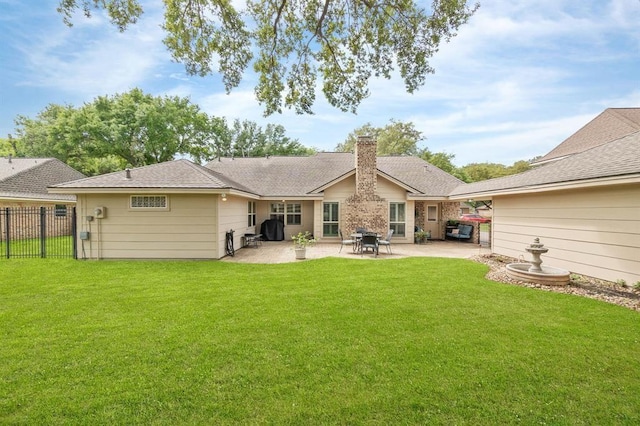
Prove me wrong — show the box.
[222,240,491,264]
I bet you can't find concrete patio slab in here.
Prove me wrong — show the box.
[221,240,491,264]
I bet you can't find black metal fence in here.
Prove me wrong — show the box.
[0,207,77,259]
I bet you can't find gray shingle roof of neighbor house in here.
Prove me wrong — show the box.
[0,157,86,201]
[204,152,463,197]
[49,159,255,194]
[450,130,640,198]
[532,108,640,165]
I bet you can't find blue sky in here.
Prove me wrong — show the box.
[1,0,639,166]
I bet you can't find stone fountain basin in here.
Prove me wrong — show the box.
[506,263,570,286]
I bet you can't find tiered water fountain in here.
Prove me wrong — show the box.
[506,238,570,286]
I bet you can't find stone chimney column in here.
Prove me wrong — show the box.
[355,135,377,199]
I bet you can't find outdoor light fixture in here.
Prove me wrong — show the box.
[221,193,227,202]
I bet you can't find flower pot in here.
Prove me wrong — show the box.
[295,247,306,260]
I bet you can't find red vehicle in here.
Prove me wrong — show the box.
[460,213,491,223]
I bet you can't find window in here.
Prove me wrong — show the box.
[130,195,168,209]
[389,202,406,237]
[270,202,284,222]
[286,203,302,225]
[427,205,438,222]
[54,204,67,217]
[323,202,339,237]
[247,201,256,227]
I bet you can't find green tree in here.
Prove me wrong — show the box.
[418,148,468,180]
[85,88,212,167]
[0,135,22,157]
[460,160,531,182]
[336,120,423,155]
[57,0,479,115]
[15,89,215,174]
[15,104,91,171]
[206,119,314,159]
[509,160,531,175]
[15,89,310,174]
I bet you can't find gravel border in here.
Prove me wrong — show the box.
[471,254,640,312]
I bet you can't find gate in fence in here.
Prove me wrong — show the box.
[0,207,77,259]
[479,223,491,247]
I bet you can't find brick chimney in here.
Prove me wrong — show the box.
[355,135,377,199]
[344,135,387,234]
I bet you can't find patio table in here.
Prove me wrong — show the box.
[350,233,381,254]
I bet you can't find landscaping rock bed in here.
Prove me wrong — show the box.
[472,254,640,312]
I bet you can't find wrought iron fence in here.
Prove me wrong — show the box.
[0,207,77,259]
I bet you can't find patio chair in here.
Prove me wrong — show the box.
[360,232,379,257]
[378,229,394,254]
[355,226,367,234]
[338,229,357,253]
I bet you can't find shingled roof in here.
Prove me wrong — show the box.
[0,157,86,202]
[532,108,640,165]
[204,152,463,197]
[450,130,640,198]
[51,152,462,198]
[50,159,254,194]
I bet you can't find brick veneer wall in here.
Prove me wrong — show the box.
[355,135,377,198]
[343,194,388,235]
[415,202,425,230]
[342,136,389,235]
[441,202,460,222]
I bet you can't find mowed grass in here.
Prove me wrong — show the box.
[1,258,639,424]
[0,236,74,258]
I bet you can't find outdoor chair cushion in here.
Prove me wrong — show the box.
[446,224,473,240]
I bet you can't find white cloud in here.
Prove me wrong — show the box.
[15,5,168,98]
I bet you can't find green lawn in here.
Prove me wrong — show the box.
[0,235,75,258]
[2,258,639,424]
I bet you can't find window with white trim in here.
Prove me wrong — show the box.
[248,201,256,227]
[130,195,168,209]
[322,202,339,237]
[390,202,406,237]
[286,203,302,225]
[270,202,285,222]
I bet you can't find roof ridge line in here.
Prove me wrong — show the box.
[607,108,640,130]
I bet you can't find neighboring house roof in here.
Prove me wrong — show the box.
[0,157,86,202]
[532,108,640,165]
[205,152,462,197]
[450,130,640,198]
[49,159,256,195]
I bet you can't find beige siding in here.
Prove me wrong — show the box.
[218,195,256,255]
[492,185,640,283]
[76,193,219,259]
[324,175,356,200]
